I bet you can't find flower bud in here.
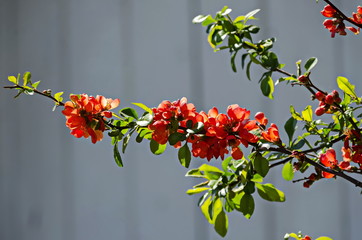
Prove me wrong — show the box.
[315,91,325,101]
[315,106,325,116]
[298,75,308,83]
[325,94,334,105]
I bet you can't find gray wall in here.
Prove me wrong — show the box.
[0,0,361,239]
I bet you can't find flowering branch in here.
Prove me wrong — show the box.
[323,0,362,28]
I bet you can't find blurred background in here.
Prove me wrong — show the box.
[0,0,361,239]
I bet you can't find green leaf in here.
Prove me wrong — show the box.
[31,81,40,89]
[222,156,232,171]
[23,72,31,86]
[260,75,274,99]
[54,92,64,103]
[296,60,302,77]
[136,113,153,127]
[230,51,237,72]
[315,237,333,240]
[120,107,138,119]
[239,193,255,219]
[168,132,186,145]
[178,143,191,168]
[122,134,131,153]
[132,102,153,114]
[336,76,358,99]
[186,187,210,195]
[284,117,297,145]
[285,233,300,240]
[256,183,285,202]
[150,139,167,155]
[251,174,263,182]
[185,169,204,178]
[302,105,313,122]
[304,57,318,72]
[252,153,269,177]
[282,161,294,181]
[113,143,123,167]
[244,9,260,21]
[199,164,224,174]
[214,210,228,237]
[8,76,17,84]
[290,105,303,120]
[200,197,213,224]
[246,60,252,80]
[193,15,209,23]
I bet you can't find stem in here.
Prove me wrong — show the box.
[302,134,346,154]
[323,0,362,28]
[269,157,293,168]
[4,85,65,106]
[303,156,362,188]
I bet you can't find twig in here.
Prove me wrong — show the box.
[4,85,65,106]
[323,0,362,28]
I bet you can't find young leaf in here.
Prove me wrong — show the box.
[150,139,167,155]
[304,57,318,72]
[54,92,64,103]
[186,187,210,195]
[302,105,313,122]
[23,72,31,86]
[290,105,303,120]
[132,102,153,114]
[336,76,358,99]
[282,161,294,181]
[178,143,191,168]
[31,81,41,89]
[8,76,17,84]
[315,237,333,240]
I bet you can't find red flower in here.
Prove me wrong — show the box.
[62,94,120,143]
[261,123,280,143]
[352,6,362,25]
[323,19,346,38]
[255,112,268,126]
[319,148,338,178]
[321,5,337,18]
[320,148,338,168]
[149,97,198,145]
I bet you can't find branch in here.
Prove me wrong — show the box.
[323,0,362,28]
[269,157,293,168]
[4,85,65,106]
[303,156,362,188]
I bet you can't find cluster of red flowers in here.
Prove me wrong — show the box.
[321,5,362,37]
[62,94,120,143]
[314,90,341,116]
[148,97,198,145]
[148,98,280,161]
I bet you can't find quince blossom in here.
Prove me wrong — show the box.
[62,94,120,143]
